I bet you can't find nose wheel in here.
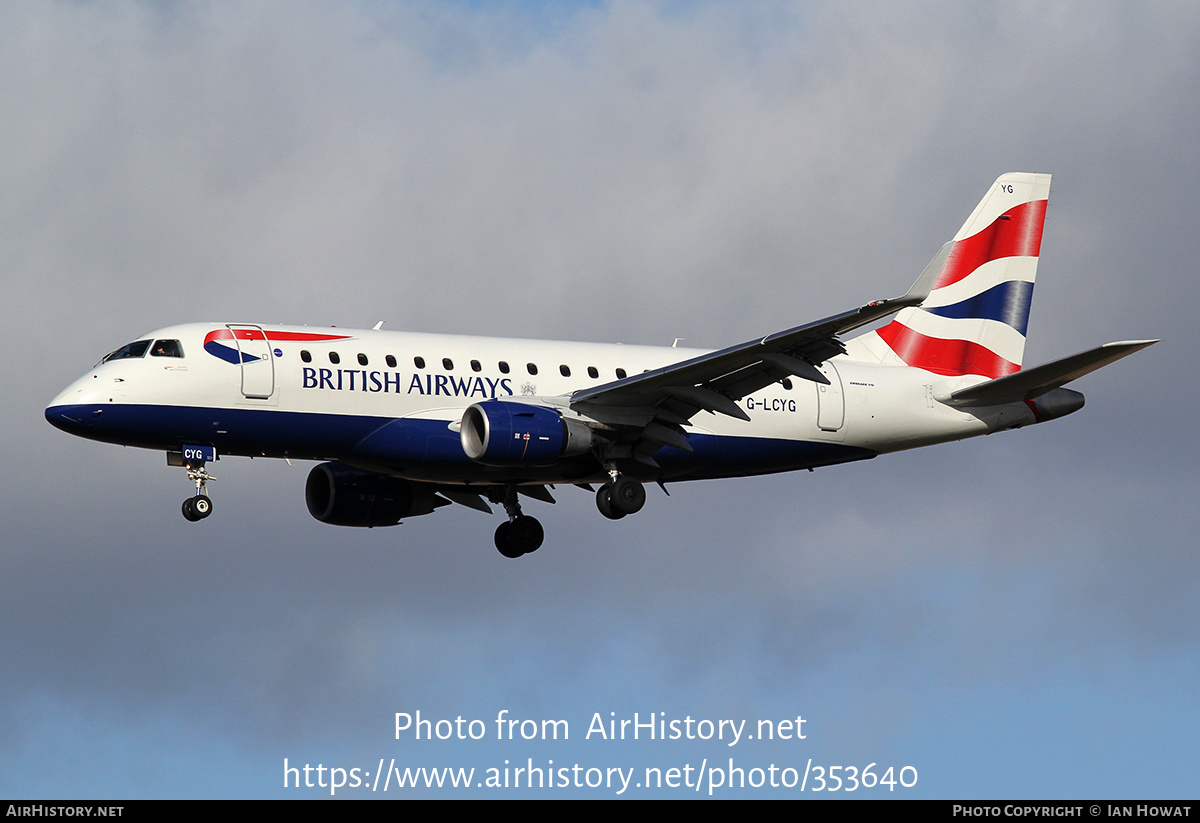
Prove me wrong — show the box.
[182,494,213,521]
[180,460,215,522]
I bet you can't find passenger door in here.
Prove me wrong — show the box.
[226,324,275,400]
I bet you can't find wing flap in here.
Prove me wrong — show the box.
[436,488,494,514]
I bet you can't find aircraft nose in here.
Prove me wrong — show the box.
[45,402,99,436]
[45,375,104,436]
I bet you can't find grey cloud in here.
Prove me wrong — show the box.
[2,0,1197,797]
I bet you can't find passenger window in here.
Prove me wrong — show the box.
[329,352,340,365]
[616,368,627,379]
[301,350,312,363]
[386,355,397,368]
[499,361,510,374]
[527,363,538,375]
[587,366,598,378]
[414,356,425,369]
[358,353,368,366]
[560,365,571,377]
[442,358,454,370]
[150,339,183,358]
[470,359,481,372]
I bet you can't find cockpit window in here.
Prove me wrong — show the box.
[150,339,184,358]
[101,340,151,364]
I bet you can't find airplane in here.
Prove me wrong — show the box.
[45,173,1155,558]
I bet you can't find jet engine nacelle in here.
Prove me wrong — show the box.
[305,462,444,527]
[460,400,594,466]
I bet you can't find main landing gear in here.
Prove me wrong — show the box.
[180,461,215,522]
[595,475,646,520]
[494,485,544,559]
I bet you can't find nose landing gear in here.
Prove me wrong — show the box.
[180,459,215,522]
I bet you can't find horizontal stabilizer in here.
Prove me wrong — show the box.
[943,340,1157,407]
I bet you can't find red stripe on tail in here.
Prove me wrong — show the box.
[934,200,1047,290]
[876,323,1019,378]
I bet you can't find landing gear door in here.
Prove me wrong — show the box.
[814,361,845,441]
[227,324,275,400]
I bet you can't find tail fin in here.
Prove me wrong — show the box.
[853,172,1051,378]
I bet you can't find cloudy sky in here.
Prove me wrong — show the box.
[3,0,1198,798]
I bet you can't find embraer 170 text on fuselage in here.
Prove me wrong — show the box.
[46,174,1155,557]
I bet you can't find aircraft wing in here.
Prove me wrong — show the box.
[568,246,947,462]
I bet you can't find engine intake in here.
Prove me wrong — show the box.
[460,400,593,466]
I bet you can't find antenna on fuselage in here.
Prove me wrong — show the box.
[372,321,385,331]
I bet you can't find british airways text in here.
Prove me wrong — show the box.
[301,368,514,399]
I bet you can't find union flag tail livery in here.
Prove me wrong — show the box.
[852,172,1050,378]
[45,173,1155,559]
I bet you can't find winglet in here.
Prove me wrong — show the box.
[861,241,949,314]
[900,241,951,306]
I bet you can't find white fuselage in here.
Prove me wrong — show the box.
[46,322,1030,486]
